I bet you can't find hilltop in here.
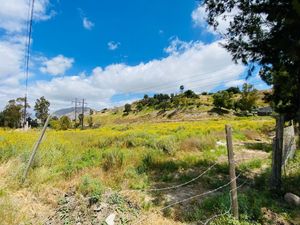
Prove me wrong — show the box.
[90,89,270,126]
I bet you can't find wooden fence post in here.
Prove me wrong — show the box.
[225,124,239,219]
[270,115,284,191]
[22,115,52,183]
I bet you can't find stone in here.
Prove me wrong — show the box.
[105,213,116,225]
[284,193,300,207]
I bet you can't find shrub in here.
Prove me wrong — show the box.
[59,116,71,130]
[180,136,216,152]
[213,91,234,110]
[102,150,124,171]
[157,136,177,154]
[78,175,103,203]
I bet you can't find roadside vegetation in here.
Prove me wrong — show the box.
[0,114,299,224]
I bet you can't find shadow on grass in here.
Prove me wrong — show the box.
[244,142,273,152]
[208,107,230,115]
[137,157,299,224]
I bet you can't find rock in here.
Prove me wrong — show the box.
[216,141,226,146]
[284,193,300,207]
[105,213,116,225]
[92,205,102,212]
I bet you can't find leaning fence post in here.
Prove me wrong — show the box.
[270,115,284,191]
[22,114,52,183]
[225,124,239,219]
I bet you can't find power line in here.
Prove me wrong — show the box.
[23,0,35,127]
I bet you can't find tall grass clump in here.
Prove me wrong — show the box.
[78,175,103,203]
[102,149,124,171]
[156,136,177,154]
[180,136,216,152]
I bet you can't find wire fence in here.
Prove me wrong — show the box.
[131,173,242,225]
[121,162,218,194]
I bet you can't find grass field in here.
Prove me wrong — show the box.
[0,115,299,224]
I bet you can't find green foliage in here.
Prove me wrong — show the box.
[2,98,28,128]
[235,84,259,112]
[183,90,198,98]
[213,91,234,110]
[34,96,50,125]
[102,150,124,171]
[59,116,71,130]
[239,159,263,172]
[226,86,241,94]
[123,103,132,114]
[204,0,300,122]
[134,90,200,111]
[157,136,177,154]
[78,175,103,202]
[87,116,93,128]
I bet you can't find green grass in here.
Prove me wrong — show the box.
[3,116,298,225]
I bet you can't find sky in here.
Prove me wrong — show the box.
[0,0,269,111]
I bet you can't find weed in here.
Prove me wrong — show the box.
[157,136,177,154]
[244,142,272,152]
[102,149,124,171]
[239,159,263,172]
[78,175,103,203]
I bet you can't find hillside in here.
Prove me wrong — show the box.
[53,107,92,119]
[1,88,299,225]
[90,90,270,126]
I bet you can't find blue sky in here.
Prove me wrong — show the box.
[0,0,269,110]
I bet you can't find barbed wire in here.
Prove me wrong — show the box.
[132,174,241,225]
[198,179,247,225]
[121,162,217,194]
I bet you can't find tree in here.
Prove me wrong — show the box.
[203,0,300,122]
[88,116,93,128]
[59,116,71,130]
[184,90,198,98]
[2,98,28,128]
[34,96,50,125]
[226,87,240,94]
[203,0,300,191]
[235,83,259,112]
[213,91,234,110]
[0,111,4,127]
[78,114,83,128]
[124,104,132,114]
[179,85,184,93]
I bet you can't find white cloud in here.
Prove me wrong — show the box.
[0,0,54,33]
[191,4,238,35]
[40,55,74,76]
[164,37,201,55]
[108,41,120,51]
[16,38,245,110]
[224,79,245,87]
[0,0,53,91]
[83,17,94,30]
[0,36,26,85]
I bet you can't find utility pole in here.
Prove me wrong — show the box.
[72,98,78,124]
[80,99,87,129]
[225,124,239,220]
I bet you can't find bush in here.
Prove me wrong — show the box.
[59,116,71,130]
[102,150,124,171]
[78,175,103,203]
[157,136,177,154]
[213,91,234,110]
[180,136,216,152]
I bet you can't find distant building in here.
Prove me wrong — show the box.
[257,106,273,116]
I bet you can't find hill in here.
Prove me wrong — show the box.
[53,107,92,119]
